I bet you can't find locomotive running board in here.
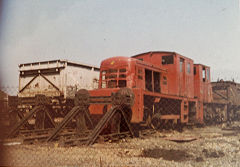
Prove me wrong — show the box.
[46,106,93,142]
[7,106,43,138]
[86,105,134,146]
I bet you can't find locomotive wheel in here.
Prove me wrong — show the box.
[150,115,180,131]
[171,119,178,129]
[150,113,161,129]
[146,114,152,128]
[168,120,174,130]
[175,120,183,132]
[144,108,153,128]
[149,113,170,130]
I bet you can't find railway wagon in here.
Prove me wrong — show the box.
[86,51,213,133]
[204,80,240,124]
[18,59,99,98]
[9,60,99,129]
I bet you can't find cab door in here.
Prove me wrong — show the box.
[135,66,144,89]
[179,58,186,96]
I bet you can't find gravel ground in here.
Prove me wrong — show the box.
[1,125,240,167]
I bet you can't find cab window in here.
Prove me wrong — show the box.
[162,55,174,65]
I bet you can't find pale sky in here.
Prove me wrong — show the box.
[0,0,240,90]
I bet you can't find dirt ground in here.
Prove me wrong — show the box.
[1,124,240,167]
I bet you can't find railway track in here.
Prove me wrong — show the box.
[6,128,157,147]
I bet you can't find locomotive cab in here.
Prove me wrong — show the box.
[132,51,194,98]
[98,57,135,89]
[194,64,212,103]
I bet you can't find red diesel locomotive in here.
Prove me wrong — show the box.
[88,51,212,131]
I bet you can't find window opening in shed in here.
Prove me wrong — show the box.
[145,69,153,91]
[162,55,174,65]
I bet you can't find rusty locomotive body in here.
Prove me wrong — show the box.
[87,52,212,131]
